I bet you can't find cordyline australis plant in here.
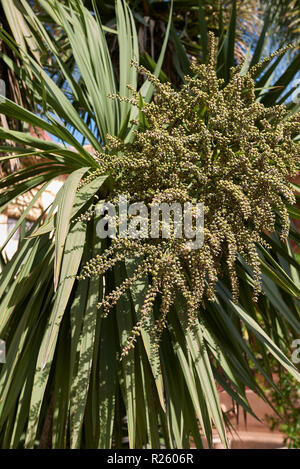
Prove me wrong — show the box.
[78,35,300,357]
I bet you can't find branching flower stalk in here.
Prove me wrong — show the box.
[78,34,300,358]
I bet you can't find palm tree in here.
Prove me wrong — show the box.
[0,0,299,449]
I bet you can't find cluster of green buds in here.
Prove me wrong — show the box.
[79,34,300,356]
